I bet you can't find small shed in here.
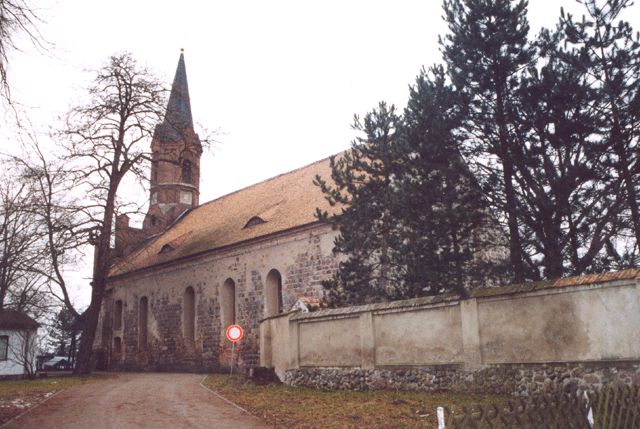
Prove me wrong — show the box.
[0,310,40,378]
[43,356,71,370]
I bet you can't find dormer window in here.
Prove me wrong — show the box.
[244,216,266,228]
[159,244,174,254]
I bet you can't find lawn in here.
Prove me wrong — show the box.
[0,374,107,424]
[204,374,509,429]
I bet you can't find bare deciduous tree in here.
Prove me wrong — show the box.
[11,142,86,320]
[56,53,167,374]
[0,164,51,314]
[0,0,43,104]
[9,52,213,374]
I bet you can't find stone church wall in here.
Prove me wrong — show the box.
[100,223,339,372]
[262,276,640,395]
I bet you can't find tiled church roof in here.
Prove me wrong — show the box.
[110,155,339,277]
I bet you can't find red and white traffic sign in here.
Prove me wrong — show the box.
[225,324,244,342]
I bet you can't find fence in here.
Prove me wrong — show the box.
[438,385,640,428]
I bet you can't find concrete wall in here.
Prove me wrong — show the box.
[260,311,295,380]
[477,285,640,363]
[100,223,340,371]
[261,277,640,394]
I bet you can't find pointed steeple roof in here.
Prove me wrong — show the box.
[163,50,193,130]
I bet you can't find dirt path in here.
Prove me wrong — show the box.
[4,373,268,429]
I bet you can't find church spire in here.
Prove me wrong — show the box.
[142,51,202,236]
[164,50,193,130]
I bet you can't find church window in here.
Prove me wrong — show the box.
[151,192,158,205]
[151,160,158,183]
[150,215,157,226]
[265,269,283,317]
[244,216,266,228]
[114,300,123,330]
[139,296,148,350]
[113,337,122,354]
[183,287,196,347]
[221,278,236,328]
[182,160,192,184]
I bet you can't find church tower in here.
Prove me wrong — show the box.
[143,51,202,235]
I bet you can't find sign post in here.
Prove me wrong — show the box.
[225,324,244,376]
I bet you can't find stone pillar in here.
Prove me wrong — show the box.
[289,319,300,369]
[460,298,482,369]
[360,311,376,370]
[259,319,272,368]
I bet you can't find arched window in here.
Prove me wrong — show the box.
[139,296,148,350]
[265,269,283,317]
[221,278,236,328]
[114,300,123,330]
[113,337,122,354]
[183,287,195,347]
[182,160,192,184]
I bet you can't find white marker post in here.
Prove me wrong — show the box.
[225,324,244,376]
[437,406,446,429]
[583,391,594,427]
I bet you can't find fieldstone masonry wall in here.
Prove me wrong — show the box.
[284,362,640,396]
[100,223,339,372]
[262,274,640,396]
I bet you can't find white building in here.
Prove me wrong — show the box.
[0,311,40,378]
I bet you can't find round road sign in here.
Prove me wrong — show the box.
[225,324,244,342]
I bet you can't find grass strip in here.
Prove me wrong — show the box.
[205,374,509,429]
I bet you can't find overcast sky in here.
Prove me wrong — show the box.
[3,0,640,306]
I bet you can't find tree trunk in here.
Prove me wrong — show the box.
[494,79,525,282]
[74,282,104,374]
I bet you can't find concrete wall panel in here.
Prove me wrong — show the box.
[374,306,463,365]
[478,284,640,363]
[299,317,361,367]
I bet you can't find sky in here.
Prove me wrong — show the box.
[3,0,640,306]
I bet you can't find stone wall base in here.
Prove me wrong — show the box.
[284,361,640,396]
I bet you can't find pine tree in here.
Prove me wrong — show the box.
[315,102,405,305]
[513,26,619,278]
[48,307,80,365]
[397,66,507,297]
[559,0,640,264]
[315,69,506,306]
[441,0,534,282]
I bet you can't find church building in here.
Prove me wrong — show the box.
[97,53,341,371]
[97,52,508,373]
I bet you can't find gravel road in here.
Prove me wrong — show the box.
[4,372,268,429]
